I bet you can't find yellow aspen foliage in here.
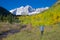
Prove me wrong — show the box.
[19,4,60,27]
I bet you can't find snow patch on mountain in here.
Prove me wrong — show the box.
[10,5,49,15]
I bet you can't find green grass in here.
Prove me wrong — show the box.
[4,23,60,40]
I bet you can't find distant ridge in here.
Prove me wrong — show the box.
[10,5,49,15]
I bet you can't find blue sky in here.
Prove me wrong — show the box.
[0,0,57,10]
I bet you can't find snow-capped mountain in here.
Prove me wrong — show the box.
[10,5,49,15]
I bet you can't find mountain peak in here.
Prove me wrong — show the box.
[10,5,49,15]
[25,5,31,7]
[20,6,24,8]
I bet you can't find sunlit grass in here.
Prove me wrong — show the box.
[4,23,60,40]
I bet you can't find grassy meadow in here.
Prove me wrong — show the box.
[3,23,60,40]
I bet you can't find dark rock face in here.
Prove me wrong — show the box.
[0,7,13,16]
[0,7,17,23]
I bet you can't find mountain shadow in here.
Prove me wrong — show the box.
[0,6,18,23]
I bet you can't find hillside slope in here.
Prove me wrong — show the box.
[19,2,60,26]
[0,7,15,23]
